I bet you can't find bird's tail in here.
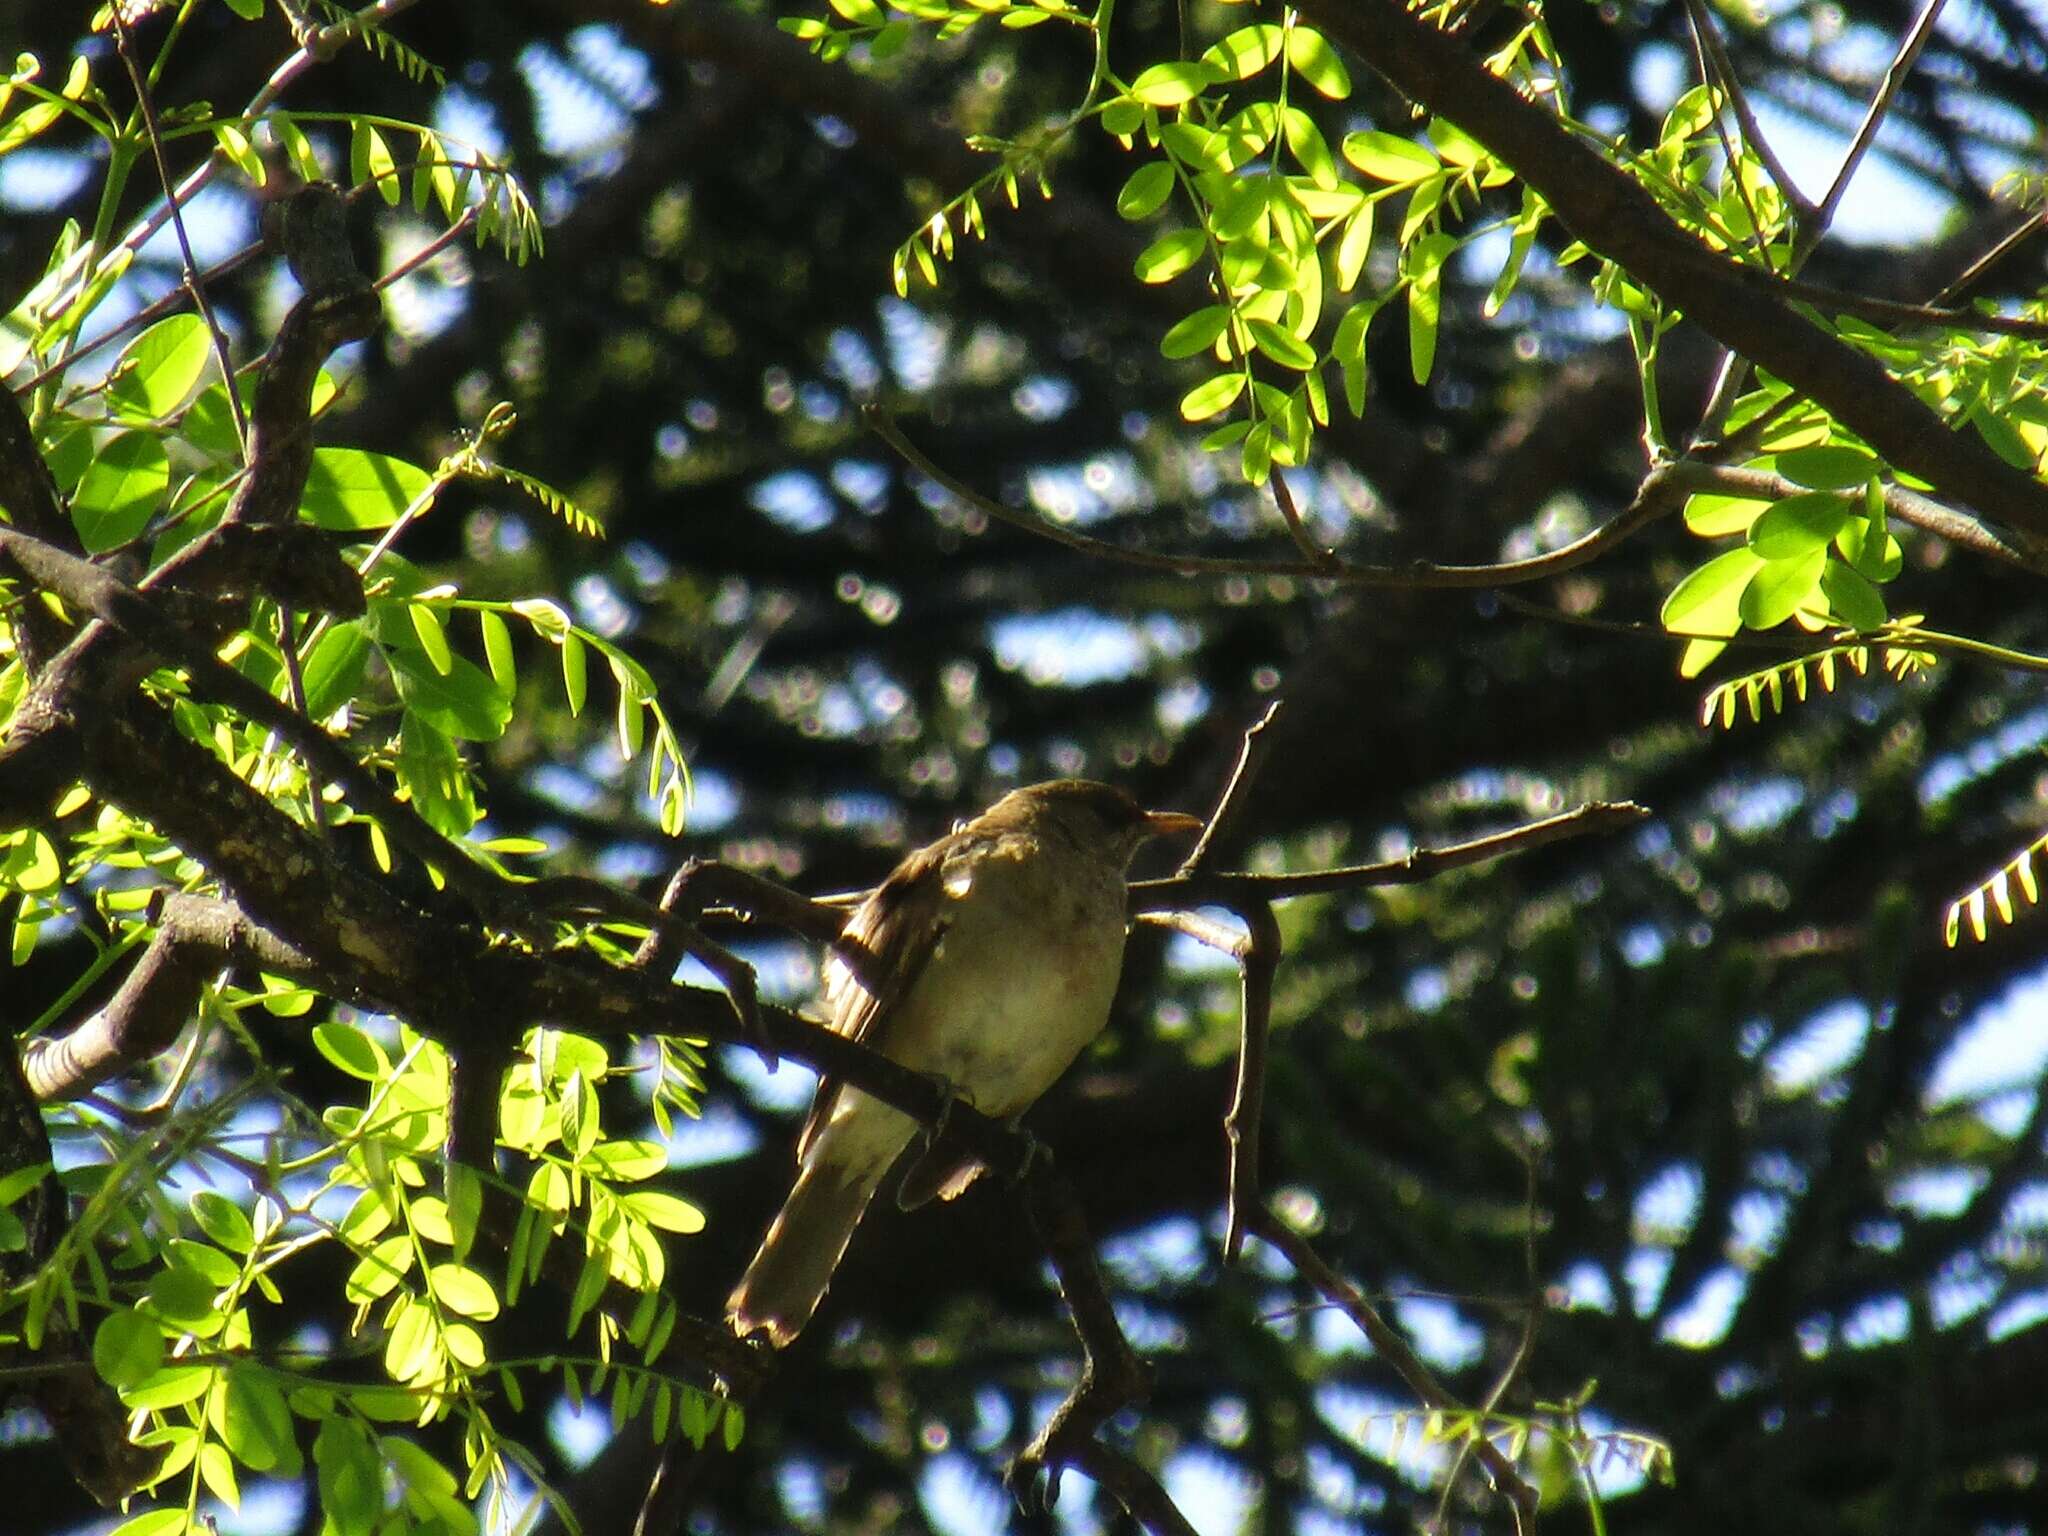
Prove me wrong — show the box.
[726,1154,884,1348]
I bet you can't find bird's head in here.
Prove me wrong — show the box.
[989,779,1204,868]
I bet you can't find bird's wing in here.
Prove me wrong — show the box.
[795,835,953,1163]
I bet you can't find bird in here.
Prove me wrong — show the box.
[726,778,1204,1347]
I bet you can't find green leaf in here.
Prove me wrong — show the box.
[301,621,370,721]
[1333,302,1374,417]
[1820,558,1887,631]
[1342,131,1438,183]
[623,1190,707,1234]
[1773,444,1879,489]
[351,120,399,206]
[143,1264,221,1331]
[387,648,514,741]
[1683,493,1768,537]
[1129,61,1224,107]
[1835,518,1902,582]
[1661,547,1764,638]
[107,315,210,420]
[121,1364,213,1411]
[397,713,477,835]
[561,632,588,716]
[479,609,516,689]
[1203,23,1285,79]
[222,0,264,18]
[1747,491,1850,559]
[92,1308,163,1390]
[408,603,452,674]
[190,1190,255,1254]
[1160,121,1227,173]
[301,447,433,529]
[0,1162,51,1208]
[316,1418,382,1536]
[1971,403,2035,468]
[1285,24,1351,98]
[1406,235,1455,386]
[1116,161,1175,220]
[107,1511,189,1536]
[1335,202,1375,294]
[1134,228,1205,283]
[1162,306,1231,360]
[345,1235,414,1303]
[1180,372,1247,421]
[72,431,169,552]
[382,1293,437,1381]
[1247,319,1316,371]
[313,1021,388,1081]
[1282,106,1339,191]
[1739,548,1827,629]
[213,1368,299,1475]
[445,1162,482,1262]
[428,1262,501,1320]
[586,1140,668,1180]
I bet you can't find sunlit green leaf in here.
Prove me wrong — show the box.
[1662,547,1765,638]
[92,1308,163,1390]
[1129,61,1224,107]
[1739,548,1827,628]
[301,447,433,530]
[107,315,210,420]
[1180,372,1247,421]
[1747,491,1849,559]
[1285,24,1350,98]
[1116,161,1175,220]
[1203,23,1284,79]
[72,431,168,552]
[1134,228,1205,283]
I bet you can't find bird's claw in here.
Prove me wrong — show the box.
[1002,1446,1064,1515]
[919,1070,966,1148]
[1007,1127,1050,1184]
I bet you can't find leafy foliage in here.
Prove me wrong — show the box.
[7,0,2048,1532]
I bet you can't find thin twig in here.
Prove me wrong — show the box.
[104,0,428,271]
[1807,0,1950,250]
[1252,1209,1541,1527]
[1221,903,1281,1261]
[1680,0,1815,226]
[1680,0,1783,274]
[868,406,1684,590]
[374,206,481,291]
[273,605,329,835]
[1176,700,1283,877]
[1930,207,2048,308]
[1133,800,1650,908]
[1005,1163,1193,1534]
[1269,468,1334,566]
[109,7,247,449]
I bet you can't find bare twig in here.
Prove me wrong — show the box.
[1808,0,1950,249]
[109,6,248,450]
[1680,0,1815,228]
[1005,1163,1197,1535]
[1134,800,1649,909]
[869,406,1686,590]
[1269,468,1334,567]
[1253,1209,1540,1529]
[1177,700,1283,877]
[1221,903,1281,1260]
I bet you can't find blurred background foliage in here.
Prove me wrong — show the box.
[12,0,2048,1531]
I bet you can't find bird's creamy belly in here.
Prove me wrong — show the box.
[885,866,1127,1117]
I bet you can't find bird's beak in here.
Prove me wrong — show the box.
[1144,809,1205,839]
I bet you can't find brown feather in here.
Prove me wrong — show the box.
[796,839,951,1163]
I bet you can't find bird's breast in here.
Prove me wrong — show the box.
[883,849,1129,1117]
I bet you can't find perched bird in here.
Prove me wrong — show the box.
[727,779,1203,1346]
